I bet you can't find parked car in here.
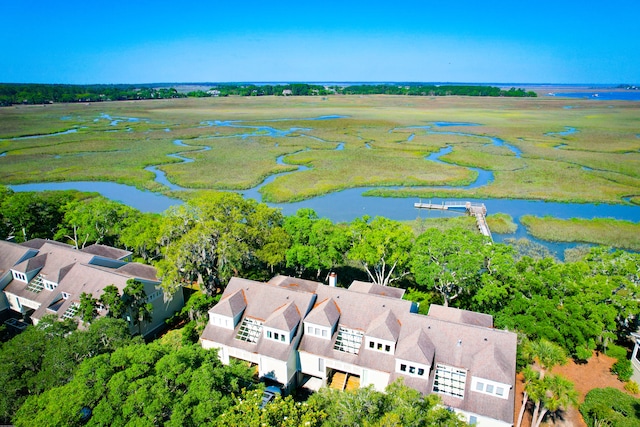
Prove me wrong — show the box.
[260,385,281,408]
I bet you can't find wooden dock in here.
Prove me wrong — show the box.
[414,201,493,241]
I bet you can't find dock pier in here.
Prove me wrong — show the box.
[414,200,493,241]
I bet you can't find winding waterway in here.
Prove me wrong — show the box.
[7,115,640,259]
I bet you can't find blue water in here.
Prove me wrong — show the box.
[424,146,493,189]
[546,92,640,101]
[8,181,180,213]
[1,129,77,141]
[546,127,578,137]
[7,115,640,259]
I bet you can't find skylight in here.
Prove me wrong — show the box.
[334,326,364,354]
[235,317,263,343]
[26,274,45,293]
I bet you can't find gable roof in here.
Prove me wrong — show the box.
[395,328,435,365]
[82,244,132,260]
[366,309,401,341]
[264,302,301,332]
[0,240,38,278]
[210,289,247,318]
[348,280,406,299]
[427,304,493,328]
[268,275,323,293]
[305,298,341,328]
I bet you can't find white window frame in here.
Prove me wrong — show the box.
[470,377,510,400]
[433,364,467,398]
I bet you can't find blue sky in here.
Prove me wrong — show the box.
[2,0,639,84]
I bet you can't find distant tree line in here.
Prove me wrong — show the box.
[0,83,185,106]
[0,82,536,106]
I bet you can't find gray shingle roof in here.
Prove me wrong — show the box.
[264,302,301,332]
[82,244,132,260]
[348,280,406,299]
[0,240,38,277]
[427,304,493,328]
[210,289,247,318]
[304,298,340,327]
[366,309,401,341]
[395,328,435,365]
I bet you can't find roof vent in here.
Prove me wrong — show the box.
[457,339,462,346]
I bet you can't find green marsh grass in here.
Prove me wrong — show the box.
[520,216,640,251]
[486,213,518,234]
[1,95,638,208]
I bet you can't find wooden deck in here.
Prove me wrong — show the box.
[414,200,492,240]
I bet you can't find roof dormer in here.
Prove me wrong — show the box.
[209,289,247,330]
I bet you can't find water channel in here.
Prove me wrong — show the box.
[7,115,640,259]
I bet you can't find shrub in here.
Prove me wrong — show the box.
[580,387,640,427]
[576,346,593,362]
[611,359,633,382]
[605,344,628,360]
[623,381,639,394]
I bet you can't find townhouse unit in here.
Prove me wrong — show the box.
[0,239,183,337]
[200,275,517,426]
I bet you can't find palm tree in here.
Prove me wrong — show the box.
[515,366,540,427]
[531,374,578,427]
[526,339,567,379]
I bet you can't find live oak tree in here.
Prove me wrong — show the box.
[284,208,348,280]
[13,342,253,427]
[411,227,489,306]
[347,216,414,286]
[119,212,163,262]
[56,197,137,249]
[156,191,287,295]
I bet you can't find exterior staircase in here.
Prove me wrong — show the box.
[345,374,360,391]
[329,372,347,390]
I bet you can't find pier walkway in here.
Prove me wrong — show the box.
[414,201,493,241]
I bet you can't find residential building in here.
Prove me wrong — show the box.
[200,275,517,426]
[0,239,183,337]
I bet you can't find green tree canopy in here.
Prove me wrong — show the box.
[284,208,348,280]
[347,216,414,286]
[411,227,489,306]
[13,343,253,427]
[156,191,286,295]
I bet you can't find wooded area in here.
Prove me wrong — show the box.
[1,188,637,426]
[0,82,536,106]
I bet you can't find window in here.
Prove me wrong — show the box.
[418,368,425,376]
[307,325,313,334]
[267,331,272,339]
[280,334,285,342]
[377,343,383,350]
[409,366,416,374]
[62,303,79,320]
[27,274,45,293]
[472,378,509,398]
[433,364,467,398]
[322,329,327,337]
[400,364,407,372]
[334,326,363,354]
[319,357,325,371]
[62,292,70,300]
[469,416,478,425]
[369,341,375,348]
[235,318,263,343]
[385,345,391,352]
[315,327,320,335]
[274,332,280,340]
